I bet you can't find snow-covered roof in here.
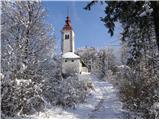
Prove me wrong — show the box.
[62,52,80,59]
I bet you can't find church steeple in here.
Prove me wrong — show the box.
[61,16,75,54]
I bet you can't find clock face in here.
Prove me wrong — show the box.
[65,34,69,39]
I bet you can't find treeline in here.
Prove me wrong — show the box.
[76,47,117,79]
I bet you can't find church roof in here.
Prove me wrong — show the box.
[62,52,80,59]
[62,16,72,31]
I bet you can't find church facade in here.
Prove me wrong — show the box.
[61,16,88,74]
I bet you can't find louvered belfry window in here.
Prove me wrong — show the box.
[65,34,69,39]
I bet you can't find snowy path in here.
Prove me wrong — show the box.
[29,73,127,119]
[88,75,126,118]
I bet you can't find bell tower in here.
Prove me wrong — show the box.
[61,16,75,54]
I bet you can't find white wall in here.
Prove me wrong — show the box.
[82,67,88,72]
[62,58,81,74]
[62,31,74,53]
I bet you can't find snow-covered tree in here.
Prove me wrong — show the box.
[84,1,159,118]
[94,48,116,79]
[76,47,117,79]
[1,2,89,118]
[120,21,158,118]
[1,1,54,117]
[1,1,54,80]
[84,1,159,49]
[76,47,97,72]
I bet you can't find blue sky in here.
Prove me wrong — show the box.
[42,1,122,51]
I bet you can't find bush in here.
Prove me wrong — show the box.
[113,65,159,119]
[22,95,45,115]
[43,75,87,108]
[1,78,44,118]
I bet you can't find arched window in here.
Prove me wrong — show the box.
[65,34,69,39]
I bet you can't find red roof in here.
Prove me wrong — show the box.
[62,16,72,31]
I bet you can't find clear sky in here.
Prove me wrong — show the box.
[42,1,122,51]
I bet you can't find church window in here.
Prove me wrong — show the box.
[65,34,69,39]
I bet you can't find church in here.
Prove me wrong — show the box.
[61,16,88,74]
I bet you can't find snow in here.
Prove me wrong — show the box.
[139,11,147,17]
[27,73,128,119]
[139,3,153,17]
[0,73,4,79]
[20,62,27,72]
[62,52,80,59]
[117,65,130,69]
[15,79,32,85]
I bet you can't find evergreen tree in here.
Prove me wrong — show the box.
[84,1,159,118]
[84,1,159,49]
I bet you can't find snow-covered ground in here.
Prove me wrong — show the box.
[28,73,128,119]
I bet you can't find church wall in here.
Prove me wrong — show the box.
[82,67,88,73]
[62,31,70,53]
[62,31,74,53]
[71,31,75,53]
[62,58,81,74]
[63,40,71,53]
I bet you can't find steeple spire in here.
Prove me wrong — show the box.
[62,16,72,31]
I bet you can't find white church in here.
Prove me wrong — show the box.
[61,16,88,74]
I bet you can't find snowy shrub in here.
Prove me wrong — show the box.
[114,64,159,119]
[1,78,45,117]
[42,74,88,108]
[115,65,133,86]
[55,75,87,108]
[149,102,159,118]
[1,80,19,118]
[22,95,45,115]
[41,58,62,105]
[42,81,61,106]
[41,59,88,108]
